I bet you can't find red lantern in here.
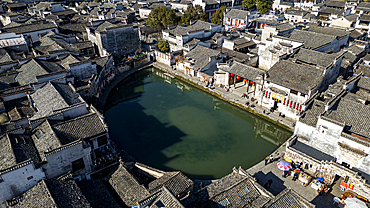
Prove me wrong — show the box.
[243,79,248,82]
[250,81,254,85]
[237,76,240,80]
[230,73,234,77]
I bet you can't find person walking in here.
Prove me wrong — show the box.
[265,156,269,165]
[269,155,274,164]
[268,179,273,188]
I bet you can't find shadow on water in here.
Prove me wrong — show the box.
[106,100,188,172]
[104,68,292,179]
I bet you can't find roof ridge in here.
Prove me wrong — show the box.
[50,112,96,127]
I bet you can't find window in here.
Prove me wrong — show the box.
[217,198,230,207]
[35,130,43,138]
[97,136,108,147]
[290,89,298,95]
[237,186,250,198]
[72,158,85,172]
[27,176,33,180]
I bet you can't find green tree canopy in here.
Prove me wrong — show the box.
[256,0,273,14]
[181,5,207,25]
[146,6,178,28]
[158,39,169,52]
[242,0,256,10]
[211,6,227,24]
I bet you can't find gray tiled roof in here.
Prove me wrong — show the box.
[36,59,66,74]
[276,22,295,32]
[222,62,265,81]
[0,52,13,63]
[186,45,220,70]
[360,14,370,21]
[52,113,106,145]
[51,82,82,105]
[7,180,57,208]
[76,179,121,208]
[324,97,370,138]
[325,0,345,8]
[30,82,69,120]
[357,2,370,11]
[2,22,57,34]
[264,188,315,208]
[285,9,307,16]
[318,7,344,16]
[93,56,110,74]
[350,29,363,39]
[8,134,42,167]
[293,48,340,68]
[344,14,358,22]
[148,171,193,196]
[355,64,370,77]
[299,100,326,127]
[267,60,325,94]
[138,186,185,208]
[16,59,49,86]
[59,23,88,34]
[221,48,251,62]
[166,20,217,37]
[345,44,364,56]
[60,54,80,68]
[357,76,370,91]
[289,30,336,50]
[0,134,17,170]
[108,164,150,207]
[291,140,336,161]
[190,167,271,208]
[45,174,91,208]
[95,21,117,33]
[306,25,349,39]
[8,173,91,208]
[224,9,249,19]
[71,41,94,50]
[32,120,61,160]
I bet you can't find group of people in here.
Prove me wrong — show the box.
[264,155,274,165]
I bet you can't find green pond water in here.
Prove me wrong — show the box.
[104,67,292,179]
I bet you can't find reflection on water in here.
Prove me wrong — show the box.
[104,68,292,179]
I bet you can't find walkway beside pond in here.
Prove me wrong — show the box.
[152,62,295,131]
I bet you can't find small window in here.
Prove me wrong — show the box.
[237,186,250,198]
[217,198,230,207]
[35,130,43,138]
[72,158,85,172]
[97,136,108,147]
[27,176,33,180]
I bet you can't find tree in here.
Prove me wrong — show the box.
[181,5,207,25]
[158,39,169,52]
[211,6,227,24]
[242,0,256,10]
[146,6,178,28]
[256,0,273,14]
